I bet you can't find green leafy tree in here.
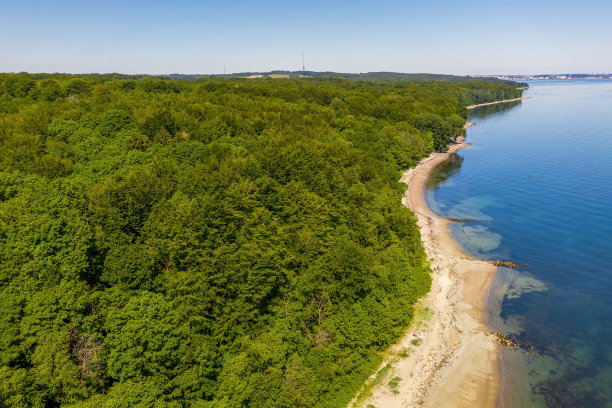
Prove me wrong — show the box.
[414,112,452,151]
[104,292,183,382]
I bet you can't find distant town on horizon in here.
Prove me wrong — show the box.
[478,73,612,80]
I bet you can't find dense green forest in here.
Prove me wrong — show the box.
[0,73,523,407]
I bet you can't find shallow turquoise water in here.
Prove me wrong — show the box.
[426,80,612,407]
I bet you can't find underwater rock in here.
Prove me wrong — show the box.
[492,332,537,354]
[447,217,478,223]
[490,260,519,269]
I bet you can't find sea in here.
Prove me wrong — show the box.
[425,80,612,407]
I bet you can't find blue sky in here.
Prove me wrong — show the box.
[1,0,611,75]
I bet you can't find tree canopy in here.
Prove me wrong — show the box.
[0,73,523,407]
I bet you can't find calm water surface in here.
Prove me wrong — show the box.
[426,80,612,407]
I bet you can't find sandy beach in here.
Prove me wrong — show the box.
[467,97,530,109]
[350,141,499,408]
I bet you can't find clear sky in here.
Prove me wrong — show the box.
[2,0,611,75]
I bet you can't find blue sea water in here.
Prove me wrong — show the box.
[425,80,612,407]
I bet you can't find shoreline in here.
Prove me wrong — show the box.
[352,140,499,408]
[467,96,530,109]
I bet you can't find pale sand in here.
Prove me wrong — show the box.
[466,97,530,110]
[350,142,499,408]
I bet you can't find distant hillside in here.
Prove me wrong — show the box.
[167,71,528,87]
[5,71,527,88]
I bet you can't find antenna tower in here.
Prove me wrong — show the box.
[302,51,305,72]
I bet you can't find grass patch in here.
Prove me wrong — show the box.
[353,363,393,407]
[410,338,423,346]
[388,376,401,394]
[413,306,434,329]
[398,347,412,358]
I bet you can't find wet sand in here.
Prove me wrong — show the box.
[351,141,499,408]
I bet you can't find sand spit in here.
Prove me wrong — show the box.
[467,97,530,110]
[350,142,499,408]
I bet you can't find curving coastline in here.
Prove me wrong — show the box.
[353,140,499,408]
[466,96,530,110]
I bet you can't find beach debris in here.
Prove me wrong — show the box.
[413,332,425,339]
